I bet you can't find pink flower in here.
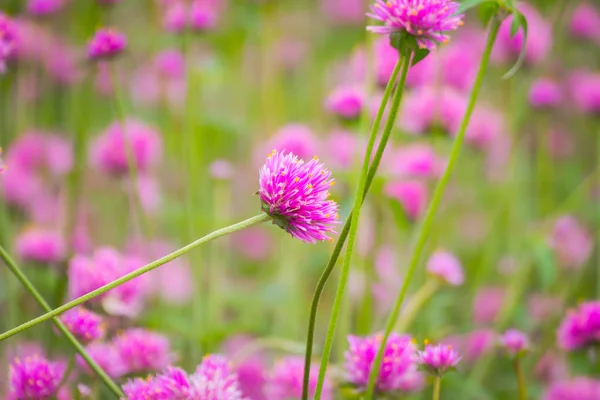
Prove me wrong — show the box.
[367,0,464,50]
[264,124,319,162]
[8,354,65,400]
[325,85,364,119]
[15,227,66,265]
[463,106,504,150]
[265,356,332,400]
[543,377,600,400]
[123,367,191,399]
[320,0,365,25]
[324,130,360,171]
[222,335,267,400]
[90,119,163,175]
[528,293,562,323]
[60,307,106,342]
[548,215,593,270]
[373,37,399,86]
[417,343,461,376]
[113,328,174,374]
[426,250,464,286]
[387,144,443,179]
[529,78,562,108]
[569,70,600,114]
[76,342,127,378]
[0,13,17,73]
[259,150,339,243]
[27,0,65,16]
[87,28,126,60]
[464,329,495,362]
[570,3,600,44]
[345,333,418,393]
[557,301,600,351]
[210,159,234,180]
[163,1,187,33]
[190,0,219,31]
[0,147,5,174]
[231,227,273,261]
[384,180,428,220]
[535,351,568,383]
[499,329,529,357]
[473,286,505,324]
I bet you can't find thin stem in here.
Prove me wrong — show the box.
[312,54,412,400]
[364,19,501,399]
[0,214,271,341]
[513,358,527,400]
[433,376,442,400]
[300,55,405,400]
[0,246,123,397]
[396,279,440,332]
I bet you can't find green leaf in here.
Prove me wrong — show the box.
[478,2,500,27]
[503,10,528,79]
[412,48,430,66]
[457,0,498,15]
[533,241,556,291]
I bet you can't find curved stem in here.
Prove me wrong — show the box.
[395,279,440,332]
[0,246,124,397]
[364,19,501,399]
[300,56,405,400]
[312,54,412,400]
[0,214,271,341]
[433,376,442,400]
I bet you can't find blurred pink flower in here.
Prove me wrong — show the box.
[154,49,185,79]
[528,293,562,323]
[8,354,65,400]
[557,301,600,351]
[399,86,466,135]
[320,0,364,25]
[87,28,126,60]
[547,130,574,160]
[27,0,65,16]
[426,250,464,286]
[265,356,332,400]
[90,119,163,175]
[569,70,600,114]
[0,13,17,74]
[112,328,175,374]
[232,227,273,261]
[384,180,428,220]
[222,335,267,400]
[325,85,364,119]
[445,329,495,364]
[210,159,234,180]
[570,2,600,44]
[324,130,360,171]
[77,342,127,378]
[15,226,66,265]
[463,106,504,150]
[60,307,106,342]
[386,144,443,179]
[126,175,162,214]
[161,0,222,33]
[543,377,600,400]
[263,124,319,162]
[529,78,562,109]
[548,215,593,270]
[473,286,505,324]
[418,343,461,375]
[535,351,568,384]
[374,37,399,86]
[499,329,529,357]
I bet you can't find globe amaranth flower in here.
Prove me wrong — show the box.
[259,150,339,243]
[60,307,106,342]
[417,342,461,376]
[112,328,174,374]
[15,226,67,265]
[557,301,600,351]
[529,78,562,109]
[0,12,17,74]
[87,28,126,60]
[543,377,600,400]
[325,85,364,119]
[570,2,600,44]
[123,367,191,400]
[27,0,65,16]
[8,354,65,400]
[76,342,127,378]
[548,215,593,270]
[265,356,332,400]
[499,329,529,358]
[367,0,464,50]
[426,250,464,286]
[345,333,417,393]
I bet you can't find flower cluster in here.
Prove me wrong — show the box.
[8,354,65,400]
[557,301,600,351]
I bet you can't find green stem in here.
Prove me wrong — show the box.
[514,358,527,400]
[0,214,271,341]
[312,54,412,400]
[0,246,123,397]
[396,279,440,332]
[364,19,501,399]
[433,376,442,400]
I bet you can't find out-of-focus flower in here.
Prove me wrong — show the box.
[76,342,127,378]
[190,0,218,31]
[161,0,221,33]
[528,293,562,323]
[570,3,600,44]
[463,106,504,150]
[499,329,529,358]
[113,328,174,374]
[222,335,268,400]
[529,78,562,109]
[495,3,551,65]
[163,1,187,33]
[0,13,17,74]
[426,250,464,286]
[384,180,428,220]
[548,215,593,270]
[417,342,461,376]
[535,351,568,384]
[473,286,505,324]
[367,0,463,50]
[325,85,364,119]
[443,329,494,364]
[321,0,364,25]
[259,150,339,243]
[324,130,360,171]
[210,159,234,180]
[15,226,66,265]
[8,354,65,400]
[60,307,105,342]
[123,367,190,399]
[345,333,417,393]
[232,227,273,261]
[90,119,162,175]
[265,356,332,400]
[27,0,65,16]
[557,301,600,351]
[87,28,126,60]
[386,144,443,179]
[569,70,600,114]
[543,377,600,400]
[264,124,319,162]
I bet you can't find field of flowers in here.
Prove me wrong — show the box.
[0,0,600,399]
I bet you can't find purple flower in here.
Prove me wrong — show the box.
[15,227,66,265]
[325,85,364,119]
[60,307,106,342]
[426,250,464,286]
[345,333,417,393]
[529,78,562,109]
[417,342,461,376]
[548,215,593,270]
[386,144,443,179]
[0,12,17,74]
[76,342,127,378]
[557,301,600,351]
[123,367,190,400]
[259,150,339,243]
[90,119,162,175]
[543,377,600,400]
[324,130,360,171]
[113,328,174,374]
[384,180,428,220]
[569,70,600,114]
[190,0,218,31]
[570,3,600,44]
[265,356,332,400]
[87,28,126,60]
[8,354,65,400]
[27,0,65,16]
[473,286,505,324]
[499,329,529,357]
[367,0,463,50]
[264,124,320,161]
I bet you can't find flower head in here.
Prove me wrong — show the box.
[557,301,600,351]
[548,215,593,270]
[112,328,174,374]
[426,250,464,286]
[384,180,428,220]
[345,333,417,393]
[367,0,463,50]
[499,329,529,358]
[8,354,65,400]
[123,367,190,400]
[529,78,562,109]
[0,12,17,73]
[259,150,339,243]
[543,377,600,400]
[60,307,106,342]
[570,3,600,43]
[265,356,332,400]
[27,0,65,16]
[76,342,127,378]
[417,342,461,376]
[325,85,364,119]
[87,28,126,60]
[189,355,247,399]
[15,226,66,265]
